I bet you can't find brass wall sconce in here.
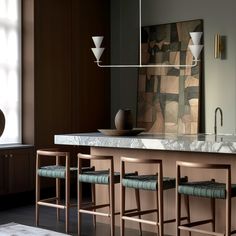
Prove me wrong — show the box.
[214,34,224,59]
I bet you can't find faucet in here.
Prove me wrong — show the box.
[214,107,223,135]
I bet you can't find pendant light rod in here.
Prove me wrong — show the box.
[139,0,142,66]
[95,60,198,68]
[91,0,203,68]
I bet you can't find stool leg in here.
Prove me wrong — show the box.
[56,178,61,221]
[226,197,231,236]
[78,181,82,235]
[92,184,96,228]
[110,181,115,236]
[35,173,40,226]
[65,177,70,233]
[176,192,181,236]
[120,184,125,236]
[211,198,215,232]
[184,195,191,236]
[135,189,142,236]
[176,165,181,236]
[108,183,111,214]
[157,189,163,236]
[156,189,159,234]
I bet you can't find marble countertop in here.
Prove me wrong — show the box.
[54,132,236,154]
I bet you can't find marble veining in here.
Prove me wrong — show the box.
[54,132,236,154]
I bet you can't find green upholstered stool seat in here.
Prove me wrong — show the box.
[178,181,236,199]
[79,170,136,185]
[38,165,77,179]
[122,175,188,191]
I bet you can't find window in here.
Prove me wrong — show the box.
[0,0,21,144]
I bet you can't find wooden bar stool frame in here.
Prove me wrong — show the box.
[121,157,190,236]
[78,153,116,236]
[176,161,236,236]
[121,157,164,236]
[36,149,75,233]
[78,153,141,236]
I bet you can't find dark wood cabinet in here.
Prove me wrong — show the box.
[22,0,111,149]
[0,153,8,195]
[8,148,34,193]
[0,147,34,195]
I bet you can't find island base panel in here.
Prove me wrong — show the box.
[90,147,236,235]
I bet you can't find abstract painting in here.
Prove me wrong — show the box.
[137,19,203,134]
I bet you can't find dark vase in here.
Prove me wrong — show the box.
[114,109,133,130]
[0,109,5,137]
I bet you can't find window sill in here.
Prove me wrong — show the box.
[0,144,34,150]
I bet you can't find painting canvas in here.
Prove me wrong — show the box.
[137,19,203,134]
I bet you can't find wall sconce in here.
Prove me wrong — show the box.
[91,0,204,68]
[214,34,223,59]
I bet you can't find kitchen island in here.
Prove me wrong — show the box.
[55,132,236,235]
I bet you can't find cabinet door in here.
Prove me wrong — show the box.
[34,0,73,148]
[8,148,34,193]
[0,151,8,195]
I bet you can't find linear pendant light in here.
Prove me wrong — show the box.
[91,0,203,68]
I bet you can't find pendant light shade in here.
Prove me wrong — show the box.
[91,0,203,68]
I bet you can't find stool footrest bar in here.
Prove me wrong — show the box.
[81,203,110,210]
[124,208,140,213]
[38,197,58,202]
[37,201,66,209]
[124,208,157,218]
[122,216,158,226]
[180,216,188,221]
[115,208,141,215]
[231,230,236,235]
[79,209,110,217]
[163,218,176,224]
[162,217,188,224]
[181,219,213,228]
[178,226,224,236]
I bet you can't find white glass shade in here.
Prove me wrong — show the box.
[92,36,104,48]
[190,32,203,45]
[189,45,203,60]
[91,48,105,61]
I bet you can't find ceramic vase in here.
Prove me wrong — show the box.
[114,109,133,130]
[0,109,5,137]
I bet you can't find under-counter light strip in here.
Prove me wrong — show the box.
[91,0,203,68]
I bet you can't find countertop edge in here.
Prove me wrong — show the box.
[54,133,236,154]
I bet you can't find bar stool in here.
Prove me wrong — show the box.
[120,157,189,236]
[176,161,236,236]
[36,149,93,233]
[77,153,141,236]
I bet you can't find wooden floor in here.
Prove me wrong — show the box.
[0,202,157,236]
